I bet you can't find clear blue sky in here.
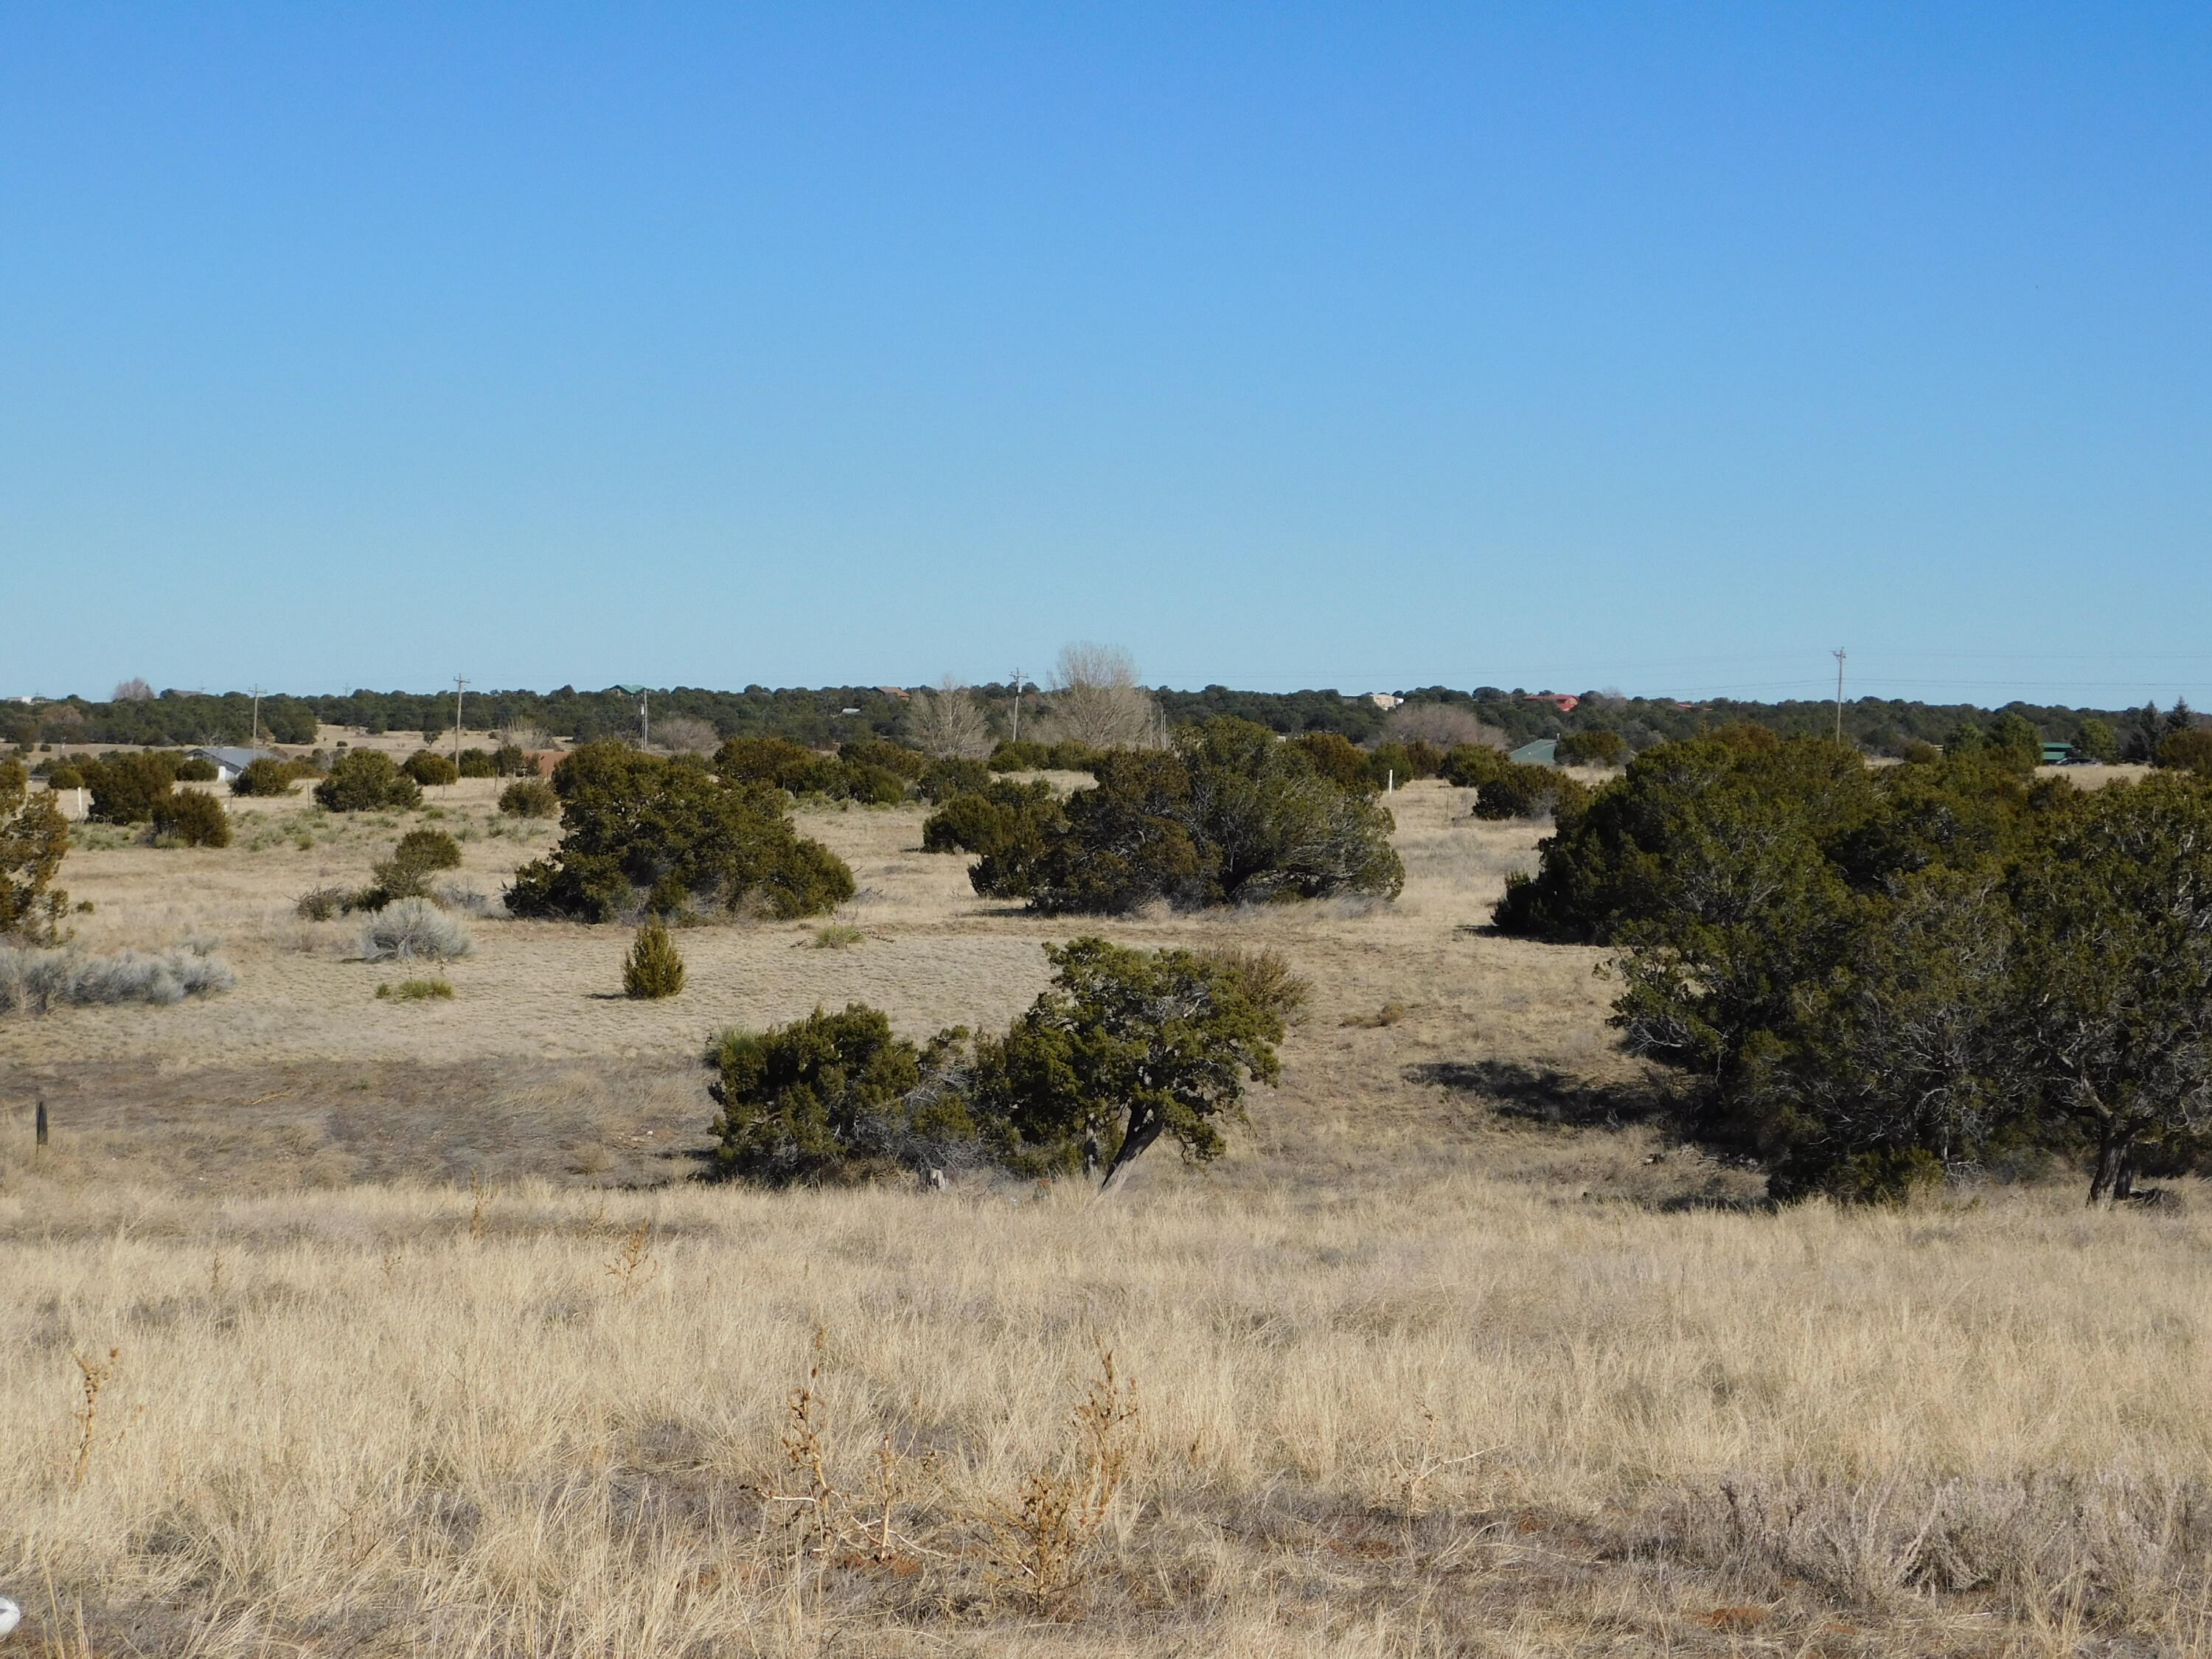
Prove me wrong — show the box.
[4,4,2208,707]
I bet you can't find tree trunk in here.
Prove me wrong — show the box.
[1097,1113,1163,1195]
[2089,1131,2134,1204]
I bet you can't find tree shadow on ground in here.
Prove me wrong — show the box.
[1403,1059,1674,1129]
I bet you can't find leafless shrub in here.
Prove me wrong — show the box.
[1385,703,1506,750]
[653,716,719,755]
[1037,643,1161,751]
[111,678,155,703]
[907,677,995,759]
[987,1344,1141,1615]
[498,721,548,754]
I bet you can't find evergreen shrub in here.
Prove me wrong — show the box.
[316,752,424,813]
[151,788,232,847]
[498,777,559,818]
[403,751,459,787]
[622,915,686,998]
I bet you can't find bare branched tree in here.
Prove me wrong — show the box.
[1383,703,1506,751]
[1039,643,1160,751]
[111,678,154,703]
[907,677,995,759]
[654,715,720,755]
[499,722,549,754]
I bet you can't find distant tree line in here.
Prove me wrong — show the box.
[10,679,2205,762]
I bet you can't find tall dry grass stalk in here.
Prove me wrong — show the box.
[3,1169,2211,1653]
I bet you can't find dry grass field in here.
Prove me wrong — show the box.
[1,775,2205,1655]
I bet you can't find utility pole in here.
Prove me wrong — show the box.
[639,689,650,750]
[453,675,469,769]
[249,684,264,748]
[1832,649,1847,745]
[1009,669,1022,743]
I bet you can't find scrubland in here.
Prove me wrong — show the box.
[1,779,2206,1655]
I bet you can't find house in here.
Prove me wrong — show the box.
[1360,693,1402,711]
[186,746,279,783]
[2042,742,2076,766]
[1523,693,1579,713]
[874,686,911,700]
[1509,739,1558,767]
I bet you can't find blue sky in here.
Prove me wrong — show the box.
[3,4,2208,706]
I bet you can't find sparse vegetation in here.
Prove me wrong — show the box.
[18,697,2212,1656]
[811,922,865,948]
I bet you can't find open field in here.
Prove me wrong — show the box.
[2,779,2206,1655]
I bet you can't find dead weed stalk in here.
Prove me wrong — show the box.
[987,1343,1141,1616]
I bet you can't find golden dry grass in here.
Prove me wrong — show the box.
[1,779,2205,1655]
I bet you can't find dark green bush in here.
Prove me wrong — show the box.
[917,756,992,804]
[44,764,83,790]
[2157,728,2212,777]
[714,736,829,792]
[623,915,686,999]
[921,781,1064,896]
[835,762,908,806]
[969,937,1288,1188]
[841,738,928,780]
[456,747,498,779]
[498,777,560,818]
[987,717,1402,914]
[1291,732,1374,793]
[175,757,220,783]
[988,739,1051,772]
[316,751,424,813]
[80,751,183,824]
[492,744,531,776]
[232,757,298,796]
[366,828,462,904]
[403,751,459,787]
[505,740,855,922]
[1470,763,1587,821]
[707,1004,936,1183]
[1,759,71,942]
[1366,740,1441,787]
[151,787,231,847]
[2074,718,2121,765]
[1439,742,1509,787]
[1556,728,1628,768]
